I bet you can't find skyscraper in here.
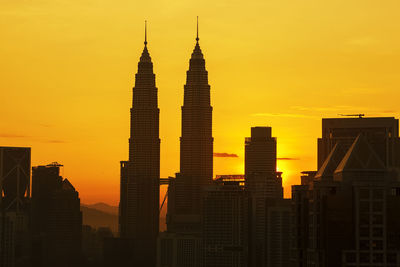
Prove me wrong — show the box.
[119,22,160,267]
[245,127,282,198]
[292,117,400,267]
[179,19,213,186]
[244,127,289,267]
[160,19,213,266]
[179,18,213,213]
[0,146,31,267]
[167,19,213,230]
[0,146,31,212]
[31,162,82,267]
[202,177,248,267]
[317,117,400,169]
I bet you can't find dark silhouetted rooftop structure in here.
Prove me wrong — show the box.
[318,117,400,169]
[292,117,400,267]
[31,162,82,267]
[167,18,213,234]
[119,21,160,267]
[0,146,31,267]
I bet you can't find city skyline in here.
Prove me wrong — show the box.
[2,1,400,205]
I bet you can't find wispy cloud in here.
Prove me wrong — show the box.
[39,123,54,128]
[45,140,67,144]
[0,133,29,138]
[214,152,239,158]
[278,157,300,161]
[0,133,66,144]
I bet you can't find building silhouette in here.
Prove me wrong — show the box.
[245,127,282,198]
[31,162,82,267]
[167,19,213,232]
[317,117,400,169]
[159,19,213,267]
[0,146,31,267]
[202,176,248,267]
[244,127,291,267]
[245,127,291,267]
[292,117,400,267]
[119,22,160,267]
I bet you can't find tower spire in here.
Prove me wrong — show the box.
[196,16,199,43]
[144,20,147,46]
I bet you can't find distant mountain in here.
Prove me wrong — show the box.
[80,205,118,234]
[80,202,167,233]
[82,202,119,215]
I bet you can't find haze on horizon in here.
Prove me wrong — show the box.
[1,0,400,205]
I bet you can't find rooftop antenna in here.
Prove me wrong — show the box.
[144,20,147,46]
[338,114,365,118]
[196,16,199,43]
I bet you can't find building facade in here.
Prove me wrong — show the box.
[167,24,213,232]
[317,117,400,169]
[202,179,248,267]
[292,117,400,267]
[0,147,31,267]
[244,127,290,267]
[119,26,160,267]
[31,163,82,267]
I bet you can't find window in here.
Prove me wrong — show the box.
[373,189,383,199]
[373,253,384,263]
[360,214,369,225]
[360,201,370,213]
[360,227,369,237]
[372,240,383,250]
[360,189,370,199]
[360,240,370,250]
[346,252,356,263]
[372,201,383,212]
[372,215,383,224]
[360,253,370,263]
[372,227,383,237]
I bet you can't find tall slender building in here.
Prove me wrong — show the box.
[178,18,213,214]
[167,20,213,233]
[31,163,82,267]
[180,18,213,181]
[162,20,213,265]
[119,22,160,267]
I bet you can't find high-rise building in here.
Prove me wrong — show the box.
[31,162,82,267]
[179,21,213,189]
[292,117,400,267]
[157,232,202,267]
[167,19,213,231]
[244,127,289,267]
[119,22,160,267]
[245,127,276,175]
[0,147,31,212]
[0,146,31,267]
[202,177,248,267]
[290,171,315,267]
[245,127,282,198]
[265,199,292,267]
[317,117,400,169]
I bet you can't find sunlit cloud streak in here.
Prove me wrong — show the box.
[278,157,300,160]
[0,133,29,138]
[213,152,239,158]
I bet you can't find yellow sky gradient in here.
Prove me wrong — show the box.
[1,0,400,205]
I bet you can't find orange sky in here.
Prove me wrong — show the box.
[1,0,400,205]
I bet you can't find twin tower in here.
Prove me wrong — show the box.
[119,21,213,266]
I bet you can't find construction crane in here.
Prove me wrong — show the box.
[338,114,365,118]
